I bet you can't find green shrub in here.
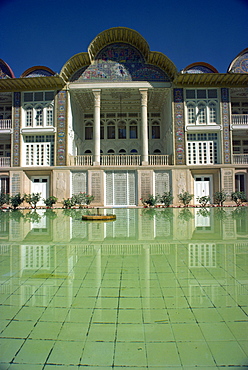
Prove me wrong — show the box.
[0,193,9,208]
[178,191,193,207]
[214,190,227,206]
[196,195,210,207]
[24,193,41,209]
[160,191,174,207]
[43,196,57,208]
[231,191,247,206]
[10,193,24,210]
[141,194,159,207]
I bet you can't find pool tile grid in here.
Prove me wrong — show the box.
[0,244,248,369]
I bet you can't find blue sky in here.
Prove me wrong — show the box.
[1,0,247,78]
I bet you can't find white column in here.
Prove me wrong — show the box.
[92,89,101,165]
[139,88,148,165]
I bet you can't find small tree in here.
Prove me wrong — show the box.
[9,193,24,210]
[178,191,193,207]
[141,194,159,207]
[231,191,247,206]
[0,193,9,208]
[214,190,227,207]
[160,191,174,207]
[24,193,41,209]
[43,196,57,208]
[196,195,211,207]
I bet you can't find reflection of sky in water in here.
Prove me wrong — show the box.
[0,208,248,368]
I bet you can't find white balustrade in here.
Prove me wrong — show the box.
[0,119,12,130]
[0,157,11,167]
[69,154,170,166]
[233,154,248,164]
[232,114,248,126]
[148,155,169,166]
[101,155,140,166]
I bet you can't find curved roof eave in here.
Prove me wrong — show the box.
[182,62,218,73]
[227,48,248,73]
[21,66,56,78]
[148,51,178,81]
[88,27,150,62]
[0,59,15,78]
[60,52,90,82]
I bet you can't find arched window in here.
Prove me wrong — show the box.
[187,103,196,124]
[209,102,217,124]
[85,122,93,140]
[129,121,138,139]
[107,121,115,139]
[119,149,126,154]
[46,105,53,126]
[107,149,115,154]
[197,103,206,124]
[100,121,104,139]
[130,149,138,154]
[84,150,92,154]
[26,107,33,127]
[118,122,126,139]
[153,149,161,154]
[35,106,43,126]
[152,121,160,139]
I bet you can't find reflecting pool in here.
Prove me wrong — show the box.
[0,207,248,369]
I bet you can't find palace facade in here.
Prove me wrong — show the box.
[0,27,247,207]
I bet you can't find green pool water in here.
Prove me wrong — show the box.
[0,207,247,369]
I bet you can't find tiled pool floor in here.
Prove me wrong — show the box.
[1,249,248,369]
[0,208,248,368]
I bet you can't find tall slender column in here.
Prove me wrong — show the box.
[92,89,101,165]
[139,88,148,165]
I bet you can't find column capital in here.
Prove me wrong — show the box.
[92,89,101,107]
[139,88,148,106]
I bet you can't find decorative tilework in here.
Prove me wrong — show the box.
[0,60,13,79]
[173,89,185,165]
[25,69,54,78]
[229,50,248,73]
[221,88,231,164]
[13,92,21,167]
[71,43,170,82]
[56,91,67,166]
[185,66,215,74]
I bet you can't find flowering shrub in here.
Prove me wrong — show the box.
[141,194,159,207]
[43,196,57,208]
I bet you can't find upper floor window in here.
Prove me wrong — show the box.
[185,89,218,125]
[85,122,93,140]
[107,121,115,139]
[151,121,160,139]
[23,91,54,128]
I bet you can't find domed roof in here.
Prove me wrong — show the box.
[228,48,248,73]
[60,27,177,82]
[182,62,218,74]
[0,59,15,78]
[21,66,56,78]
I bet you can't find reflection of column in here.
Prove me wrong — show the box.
[139,89,148,165]
[92,89,101,165]
[144,245,150,315]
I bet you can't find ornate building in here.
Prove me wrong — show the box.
[0,27,247,206]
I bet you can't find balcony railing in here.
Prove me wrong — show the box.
[0,157,11,167]
[69,154,170,166]
[101,155,140,166]
[233,154,248,164]
[69,155,93,166]
[232,114,248,126]
[0,119,12,130]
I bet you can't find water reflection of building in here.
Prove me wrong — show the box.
[0,208,247,308]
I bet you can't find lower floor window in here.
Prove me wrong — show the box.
[24,135,54,166]
[187,133,218,165]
